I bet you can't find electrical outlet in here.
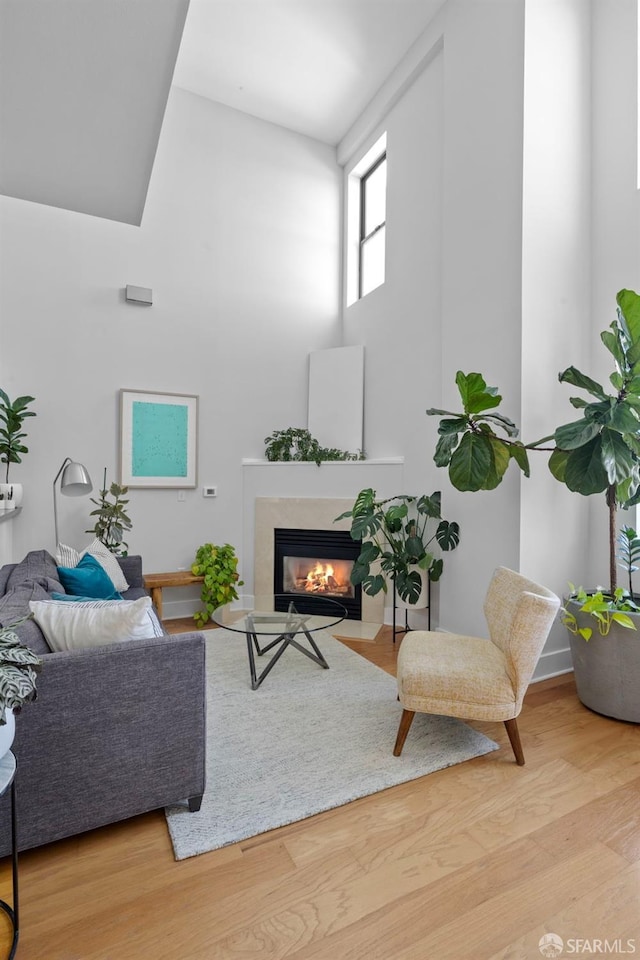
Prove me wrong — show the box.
[203,485,217,498]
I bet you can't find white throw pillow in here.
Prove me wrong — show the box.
[29,596,163,652]
[55,543,80,567]
[82,538,129,592]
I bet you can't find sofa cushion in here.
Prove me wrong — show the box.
[56,540,130,593]
[55,543,80,568]
[57,555,122,600]
[29,596,164,652]
[83,539,129,592]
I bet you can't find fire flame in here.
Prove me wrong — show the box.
[305,562,336,593]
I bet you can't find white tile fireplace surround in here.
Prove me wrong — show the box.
[241,460,405,624]
[254,497,383,623]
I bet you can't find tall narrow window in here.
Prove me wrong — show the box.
[359,153,387,298]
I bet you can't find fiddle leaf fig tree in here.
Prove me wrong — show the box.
[0,389,36,483]
[426,287,640,601]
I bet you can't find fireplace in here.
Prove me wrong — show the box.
[273,528,362,619]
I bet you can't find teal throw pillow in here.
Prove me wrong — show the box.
[50,591,123,602]
[57,554,122,600]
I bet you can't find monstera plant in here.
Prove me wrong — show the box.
[336,488,460,605]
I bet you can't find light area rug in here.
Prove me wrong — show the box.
[165,630,498,860]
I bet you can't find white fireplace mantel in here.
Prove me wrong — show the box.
[241,458,404,466]
[241,459,406,618]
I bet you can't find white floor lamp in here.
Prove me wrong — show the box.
[53,458,92,546]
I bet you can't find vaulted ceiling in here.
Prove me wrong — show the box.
[0,0,444,225]
[173,0,446,145]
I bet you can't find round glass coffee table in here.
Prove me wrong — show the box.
[212,594,347,690]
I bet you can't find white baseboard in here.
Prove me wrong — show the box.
[531,646,573,681]
[161,597,201,620]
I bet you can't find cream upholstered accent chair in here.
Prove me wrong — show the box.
[393,567,560,765]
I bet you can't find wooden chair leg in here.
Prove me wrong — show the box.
[393,709,416,757]
[504,717,525,765]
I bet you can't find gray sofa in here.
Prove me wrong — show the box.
[0,549,206,856]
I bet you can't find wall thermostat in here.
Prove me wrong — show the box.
[203,486,217,498]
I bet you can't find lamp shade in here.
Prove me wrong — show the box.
[60,461,92,497]
[53,457,93,546]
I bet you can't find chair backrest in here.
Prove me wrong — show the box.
[484,567,560,704]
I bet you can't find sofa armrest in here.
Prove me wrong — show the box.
[2,631,207,853]
[118,554,143,589]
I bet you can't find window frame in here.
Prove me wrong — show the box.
[358,151,387,300]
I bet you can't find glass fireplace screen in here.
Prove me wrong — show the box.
[282,556,355,599]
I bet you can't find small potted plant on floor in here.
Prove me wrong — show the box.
[426,288,640,722]
[336,488,460,606]
[191,543,244,626]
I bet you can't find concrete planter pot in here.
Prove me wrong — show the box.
[566,599,640,723]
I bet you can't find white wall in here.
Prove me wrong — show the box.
[590,0,640,588]
[341,0,526,636]
[520,0,592,675]
[0,87,342,570]
[343,51,444,478]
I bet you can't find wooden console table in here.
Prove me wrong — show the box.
[143,571,204,620]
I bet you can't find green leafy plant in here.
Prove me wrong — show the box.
[86,468,132,557]
[426,287,640,636]
[561,585,638,642]
[264,427,364,466]
[0,618,42,725]
[0,388,36,483]
[191,543,244,627]
[336,488,460,605]
[617,526,640,599]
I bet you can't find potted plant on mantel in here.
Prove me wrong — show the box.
[0,388,36,508]
[264,427,364,465]
[426,287,640,723]
[336,488,460,607]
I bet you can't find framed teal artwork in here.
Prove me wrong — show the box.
[120,390,198,488]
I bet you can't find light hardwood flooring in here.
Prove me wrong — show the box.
[0,622,638,959]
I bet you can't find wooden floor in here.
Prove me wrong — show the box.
[1,622,638,959]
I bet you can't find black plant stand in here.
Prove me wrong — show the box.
[392,577,431,643]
